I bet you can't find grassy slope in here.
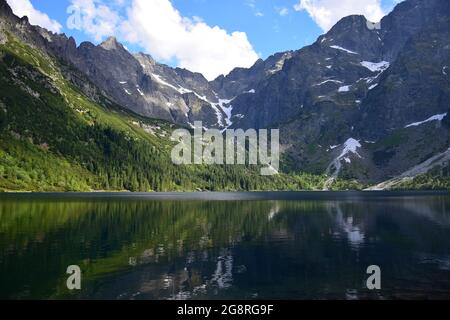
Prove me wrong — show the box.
[0,33,359,192]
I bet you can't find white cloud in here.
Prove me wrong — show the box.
[121,0,258,80]
[6,0,62,33]
[68,0,121,41]
[294,0,385,32]
[276,7,289,16]
[246,0,264,18]
[246,0,256,9]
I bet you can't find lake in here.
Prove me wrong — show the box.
[1,192,450,300]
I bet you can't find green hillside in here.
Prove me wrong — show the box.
[0,33,349,192]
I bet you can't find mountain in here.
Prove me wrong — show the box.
[0,0,449,191]
[32,24,296,131]
[43,33,225,129]
[0,0,333,192]
[227,0,450,185]
[30,27,296,131]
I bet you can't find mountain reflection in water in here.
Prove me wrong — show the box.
[0,195,450,300]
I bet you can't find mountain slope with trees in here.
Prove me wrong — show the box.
[0,0,449,191]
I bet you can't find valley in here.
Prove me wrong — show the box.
[0,0,449,191]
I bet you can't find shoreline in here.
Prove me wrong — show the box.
[1,190,450,201]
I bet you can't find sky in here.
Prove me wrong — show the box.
[6,0,403,80]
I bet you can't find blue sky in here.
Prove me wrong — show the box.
[8,0,402,79]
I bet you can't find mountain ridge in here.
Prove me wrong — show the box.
[1,0,449,190]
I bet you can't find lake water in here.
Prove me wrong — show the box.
[1,192,450,300]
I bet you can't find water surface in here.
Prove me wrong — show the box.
[1,192,450,300]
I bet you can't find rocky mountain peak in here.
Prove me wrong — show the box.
[100,36,124,51]
[328,15,371,33]
[0,0,32,28]
[19,15,29,25]
[317,14,384,61]
[134,52,156,69]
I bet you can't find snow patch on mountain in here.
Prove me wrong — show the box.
[324,138,362,190]
[212,98,235,129]
[330,45,358,55]
[151,73,198,96]
[267,52,293,75]
[151,73,231,127]
[314,79,342,86]
[405,113,447,128]
[338,138,362,161]
[152,73,181,93]
[338,85,351,92]
[360,61,390,72]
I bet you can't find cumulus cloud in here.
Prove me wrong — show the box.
[68,0,258,80]
[7,0,62,33]
[294,0,385,32]
[120,0,258,80]
[276,7,289,17]
[68,0,121,41]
